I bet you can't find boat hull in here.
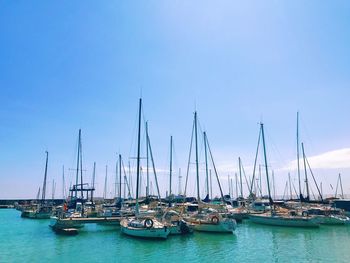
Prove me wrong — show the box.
[21,211,51,219]
[192,220,236,233]
[50,216,84,229]
[315,215,349,225]
[249,214,319,227]
[120,219,170,239]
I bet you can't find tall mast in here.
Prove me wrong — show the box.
[169,135,173,196]
[91,162,96,202]
[297,112,302,199]
[42,151,49,202]
[301,142,310,200]
[119,154,122,200]
[135,98,142,212]
[194,111,200,201]
[75,130,81,198]
[204,132,209,197]
[146,121,149,198]
[79,130,83,199]
[238,157,243,198]
[288,173,292,200]
[260,123,273,212]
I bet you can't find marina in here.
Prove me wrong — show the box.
[2,1,350,262]
[1,209,350,262]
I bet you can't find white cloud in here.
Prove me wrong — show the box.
[284,148,350,171]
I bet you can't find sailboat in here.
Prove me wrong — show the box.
[248,123,319,228]
[50,130,95,231]
[21,151,53,219]
[120,98,170,239]
[183,112,237,233]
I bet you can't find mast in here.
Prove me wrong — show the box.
[238,157,243,198]
[119,154,122,200]
[194,111,200,201]
[204,131,209,197]
[184,117,195,196]
[169,135,173,197]
[260,123,273,213]
[75,130,81,198]
[146,121,149,198]
[297,112,302,200]
[135,98,142,213]
[288,173,292,200]
[79,130,83,199]
[41,151,49,202]
[301,142,310,200]
[91,162,96,202]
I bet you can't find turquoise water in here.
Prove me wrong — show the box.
[1,209,349,262]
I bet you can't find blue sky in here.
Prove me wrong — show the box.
[1,1,350,199]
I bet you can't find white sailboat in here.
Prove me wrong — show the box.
[249,212,319,227]
[248,123,320,228]
[21,151,53,219]
[120,99,170,239]
[183,112,237,233]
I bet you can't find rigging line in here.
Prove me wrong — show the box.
[147,131,161,201]
[304,152,323,201]
[264,129,288,170]
[249,125,261,196]
[205,133,225,201]
[128,102,140,162]
[184,116,195,196]
[240,159,252,197]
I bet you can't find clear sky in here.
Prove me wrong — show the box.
[1,1,350,199]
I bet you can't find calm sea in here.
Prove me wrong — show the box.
[0,209,349,262]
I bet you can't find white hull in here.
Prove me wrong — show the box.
[192,220,236,233]
[120,219,170,239]
[22,210,51,219]
[50,216,84,229]
[249,214,319,227]
[315,215,349,225]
